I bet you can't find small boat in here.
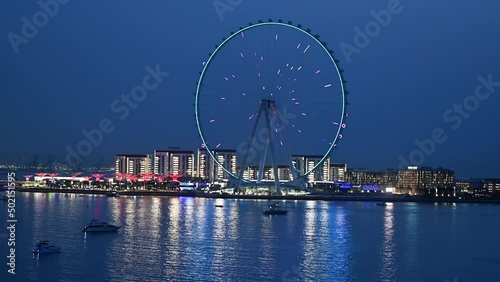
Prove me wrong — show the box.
[106,192,119,197]
[33,240,61,254]
[215,205,223,208]
[263,203,288,215]
[82,219,120,232]
[376,202,387,206]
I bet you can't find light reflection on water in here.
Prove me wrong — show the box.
[3,193,500,282]
[378,203,396,282]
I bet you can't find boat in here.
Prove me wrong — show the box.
[82,219,120,232]
[376,202,387,206]
[215,205,223,208]
[33,240,61,254]
[106,191,119,197]
[263,203,288,215]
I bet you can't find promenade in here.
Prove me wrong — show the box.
[15,187,500,204]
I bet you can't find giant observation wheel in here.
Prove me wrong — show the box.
[195,20,349,193]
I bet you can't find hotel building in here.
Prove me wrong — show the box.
[153,150,194,177]
[397,166,455,195]
[115,154,151,175]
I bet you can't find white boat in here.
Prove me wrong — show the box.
[33,240,61,254]
[82,219,120,232]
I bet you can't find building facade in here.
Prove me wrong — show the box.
[397,166,455,195]
[153,150,194,177]
[197,149,237,181]
[291,155,330,181]
[346,170,398,186]
[115,154,151,175]
[330,163,347,182]
[243,165,292,181]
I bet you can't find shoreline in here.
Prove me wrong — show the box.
[14,187,500,204]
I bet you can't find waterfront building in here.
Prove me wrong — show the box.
[330,163,347,182]
[455,180,471,193]
[197,149,237,181]
[154,150,194,177]
[397,166,455,195]
[482,178,500,194]
[291,155,330,181]
[115,154,151,175]
[346,170,397,186]
[242,165,292,181]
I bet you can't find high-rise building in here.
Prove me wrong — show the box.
[115,154,151,175]
[197,149,237,181]
[330,163,347,182]
[397,166,455,195]
[292,155,329,181]
[154,150,194,177]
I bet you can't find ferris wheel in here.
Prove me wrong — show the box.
[195,20,349,194]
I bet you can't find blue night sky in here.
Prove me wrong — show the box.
[1,0,499,179]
